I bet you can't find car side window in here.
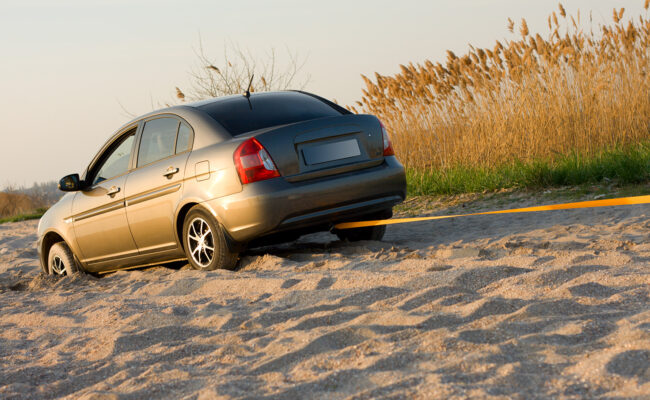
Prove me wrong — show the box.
[176,122,192,153]
[93,133,135,185]
[137,117,180,167]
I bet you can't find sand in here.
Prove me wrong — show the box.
[0,193,649,399]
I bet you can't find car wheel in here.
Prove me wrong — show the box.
[336,224,386,242]
[47,242,79,276]
[335,209,391,242]
[183,207,238,271]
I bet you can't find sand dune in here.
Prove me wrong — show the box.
[0,194,649,399]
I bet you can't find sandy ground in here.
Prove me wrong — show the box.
[0,193,649,399]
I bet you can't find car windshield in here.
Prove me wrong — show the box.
[198,92,343,136]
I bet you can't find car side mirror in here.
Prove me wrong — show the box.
[58,174,83,192]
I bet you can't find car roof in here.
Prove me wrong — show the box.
[113,91,349,139]
[187,90,309,108]
[114,91,308,130]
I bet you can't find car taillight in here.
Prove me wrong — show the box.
[380,121,395,156]
[234,138,280,184]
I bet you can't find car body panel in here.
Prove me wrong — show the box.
[71,174,138,264]
[124,151,191,255]
[182,140,244,203]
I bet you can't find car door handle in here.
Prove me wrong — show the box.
[106,186,121,196]
[163,167,179,178]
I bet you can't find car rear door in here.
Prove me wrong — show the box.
[124,116,193,255]
[72,129,139,268]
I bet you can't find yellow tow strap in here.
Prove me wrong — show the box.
[334,194,650,229]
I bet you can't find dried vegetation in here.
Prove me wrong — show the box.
[353,3,650,181]
[0,193,43,220]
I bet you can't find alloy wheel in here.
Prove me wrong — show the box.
[187,217,215,268]
[51,255,66,275]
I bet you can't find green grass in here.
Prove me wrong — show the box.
[407,142,650,195]
[0,208,47,224]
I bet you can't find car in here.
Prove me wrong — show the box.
[37,90,407,275]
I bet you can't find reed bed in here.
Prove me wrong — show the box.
[352,2,650,192]
[0,192,46,223]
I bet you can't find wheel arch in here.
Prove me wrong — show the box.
[175,200,243,253]
[40,230,67,274]
[175,202,200,251]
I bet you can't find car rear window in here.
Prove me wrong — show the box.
[198,92,343,136]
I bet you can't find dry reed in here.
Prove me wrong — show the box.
[352,3,650,173]
[0,193,42,219]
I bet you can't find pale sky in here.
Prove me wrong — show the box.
[1,0,645,188]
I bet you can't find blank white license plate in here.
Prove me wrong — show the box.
[302,139,361,165]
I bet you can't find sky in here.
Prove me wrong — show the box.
[1,0,646,189]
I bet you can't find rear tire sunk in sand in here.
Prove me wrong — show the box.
[183,207,238,271]
[47,242,80,276]
[335,209,391,242]
[336,225,386,242]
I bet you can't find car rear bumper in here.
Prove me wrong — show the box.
[201,156,406,243]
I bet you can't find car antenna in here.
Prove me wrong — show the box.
[244,73,254,110]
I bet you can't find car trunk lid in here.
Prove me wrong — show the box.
[252,114,385,182]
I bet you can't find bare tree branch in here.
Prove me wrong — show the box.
[116,98,137,119]
[177,40,310,102]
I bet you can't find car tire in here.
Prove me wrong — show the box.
[47,242,80,276]
[335,209,391,242]
[183,207,238,271]
[335,224,386,242]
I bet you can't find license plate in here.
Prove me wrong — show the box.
[302,139,361,165]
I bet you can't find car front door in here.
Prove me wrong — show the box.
[72,129,138,269]
[124,117,193,255]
